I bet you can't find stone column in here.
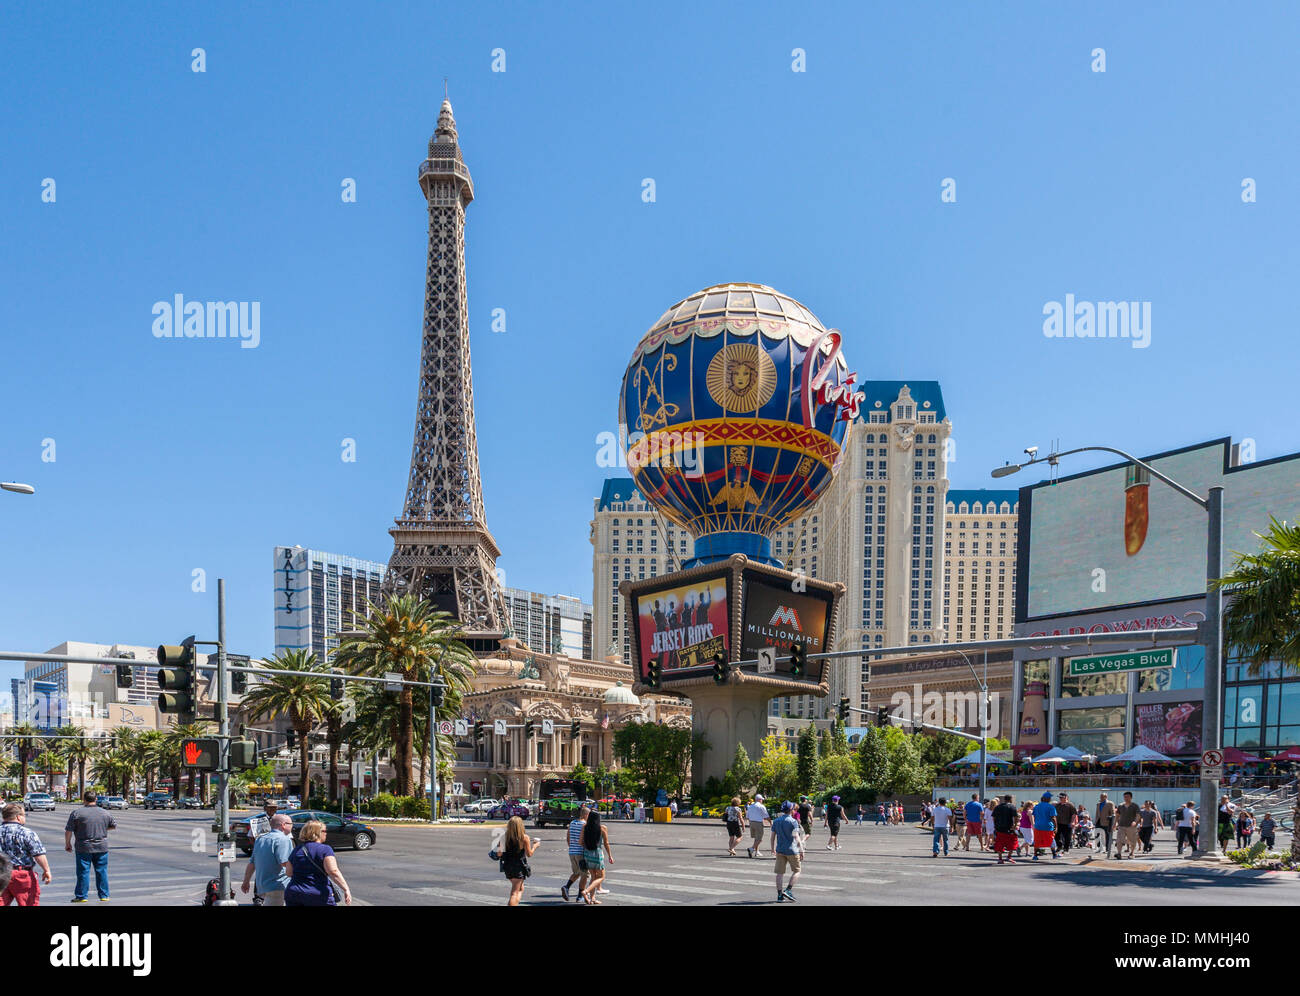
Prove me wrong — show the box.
[685,682,778,784]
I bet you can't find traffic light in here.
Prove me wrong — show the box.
[157,636,197,723]
[712,651,727,685]
[180,737,220,770]
[473,720,484,743]
[838,697,850,722]
[524,719,534,739]
[645,657,661,689]
[231,669,247,695]
[115,663,133,689]
[330,674,344,700]
[789,643,806,677]
[877,706,891,727]
[286,730,296,750]
[570,720,580,738]
[229,740,258,770]
[431,684,445,708]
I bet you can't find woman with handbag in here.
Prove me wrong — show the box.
[500,816,538,906]
[282,820,351,906]
[579,811,614,905]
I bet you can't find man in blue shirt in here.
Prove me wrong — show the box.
[1031,791,1059,861]
[962,795,984,851]
[771,801,804,903]
[240,813,294,906]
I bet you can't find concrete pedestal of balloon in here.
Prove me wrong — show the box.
[618,284,864,784]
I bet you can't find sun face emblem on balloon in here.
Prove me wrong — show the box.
[706,344,776,413]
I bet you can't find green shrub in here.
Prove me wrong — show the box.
[400,796,431,820]
[369,793,399,817]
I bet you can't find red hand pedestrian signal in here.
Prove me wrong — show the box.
[180,738,219,770]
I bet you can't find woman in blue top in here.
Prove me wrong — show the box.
[282,820,352,906]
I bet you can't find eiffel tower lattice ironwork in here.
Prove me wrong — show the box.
[387,98,506,634]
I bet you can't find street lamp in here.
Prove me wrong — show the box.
[992,444,1224,858]
[1,482,35,495]
[938,632,991,805]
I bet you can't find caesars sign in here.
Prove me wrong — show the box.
[633,574,730,681]
[741,579,832,682]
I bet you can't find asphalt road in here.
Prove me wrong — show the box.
[15,807,1299,906]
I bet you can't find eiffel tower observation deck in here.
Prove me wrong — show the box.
[388,97,507,643]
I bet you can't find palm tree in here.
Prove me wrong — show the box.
[57,725,81,795]
[64,730,98,798]
[1216,516,1300,861]
[240,651,334,802]
[133,730,166,795]
[6,722,40,795]
[334,596,476,796]
[35,748,64,797]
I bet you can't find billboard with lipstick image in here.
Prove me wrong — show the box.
[1023,439,1300,618]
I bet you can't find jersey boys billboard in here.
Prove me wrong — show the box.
[634,575,729,680]
[741,579,832,682]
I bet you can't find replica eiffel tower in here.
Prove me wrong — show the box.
[387,97,507,645]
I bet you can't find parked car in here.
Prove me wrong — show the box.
[179,796,204,809]
[143,792,176,810]
[285,796,301,809]
[23,793,56,813]
[235,809,377,855]
[487,799,531,820]
[463,797,499,814]
[98,795,129,811]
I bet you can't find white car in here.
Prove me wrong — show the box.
[464,798,499,814]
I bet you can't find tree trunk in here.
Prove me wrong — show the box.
[299,729,310,802]
[79,760,86,798]
[397,687,413,796]
[19,759,28,796]
[329,738,339,804]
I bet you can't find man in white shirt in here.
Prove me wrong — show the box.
[746,795,770,859]
[1175,801,1198,854]
[930,797,953,857]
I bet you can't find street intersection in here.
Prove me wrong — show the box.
[15,808,1299,906]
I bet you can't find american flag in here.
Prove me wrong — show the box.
[600,713,610,730]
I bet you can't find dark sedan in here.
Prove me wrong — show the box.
[235,809,376,854]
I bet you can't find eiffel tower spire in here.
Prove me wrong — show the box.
[387,99,506,635]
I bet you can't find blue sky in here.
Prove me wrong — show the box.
[3,2,1298,680]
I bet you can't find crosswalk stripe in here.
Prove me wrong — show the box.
[617,868,840,892]
[671,862,863,884]
[598,877,733,897]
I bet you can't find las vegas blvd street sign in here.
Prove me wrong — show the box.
[1068,647,1176,676]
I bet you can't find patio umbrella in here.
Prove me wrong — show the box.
[1268,747,1300,763]
[947,750,1015,767]
[1221,747,1263,764]
[1029,747,1073,764]
[1101,744,1178,774]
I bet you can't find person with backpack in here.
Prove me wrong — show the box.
[1236,809,1255,848]
[1175,801,1197,855]
[498,816,538,907]
[283,819,351,906]
[724,796,745,856]
[579,811,614,905]
[1094,793,1116,858]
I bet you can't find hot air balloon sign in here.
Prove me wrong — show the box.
[620,283,864,567]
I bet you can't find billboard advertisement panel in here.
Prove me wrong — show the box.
[632,574,729,682]
[1024,440,1300,619]
[740,577,832,682]
[1135,700,1203,756]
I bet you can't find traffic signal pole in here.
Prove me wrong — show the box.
[216,579,235,905]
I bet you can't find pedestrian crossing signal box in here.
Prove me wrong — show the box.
[180,738,221,770]
[229,740,258,770]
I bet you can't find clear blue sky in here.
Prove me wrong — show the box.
[3,2,1298,683]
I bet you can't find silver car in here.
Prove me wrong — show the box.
[99,796,129,811]
[23,793,56,812]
